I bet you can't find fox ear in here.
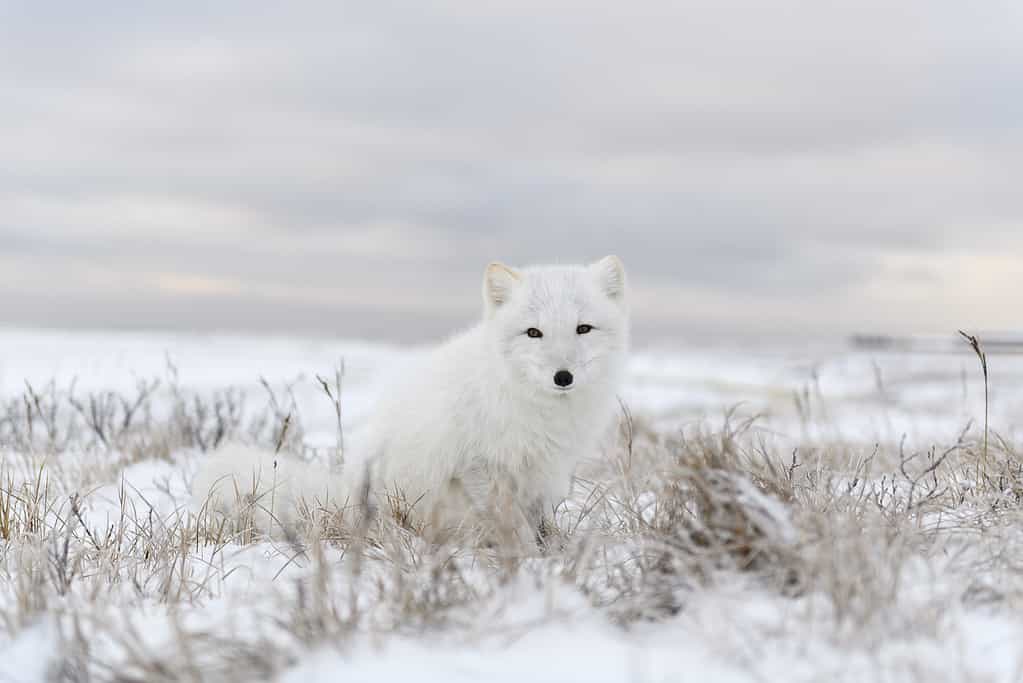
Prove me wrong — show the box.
[483,262,522,313]
[589,255,626,301]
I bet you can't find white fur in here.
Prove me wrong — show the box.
[191,443,345,535]
[191,257,629,541]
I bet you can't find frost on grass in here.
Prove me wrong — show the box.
[2,357,1023,682]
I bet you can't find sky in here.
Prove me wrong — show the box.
[2,1,1022,343]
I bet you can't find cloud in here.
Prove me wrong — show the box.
[2,1,1022,341]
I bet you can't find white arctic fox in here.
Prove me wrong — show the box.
[192,256,629,543]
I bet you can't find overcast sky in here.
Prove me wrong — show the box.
[2,2,1022,343]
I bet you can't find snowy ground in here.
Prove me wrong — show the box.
[2,327,1023,682]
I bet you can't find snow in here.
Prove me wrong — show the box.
[2,326,1022,681]
[0,620,58,682]
[3,327,1019,446]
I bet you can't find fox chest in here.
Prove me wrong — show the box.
[455,400,589,471]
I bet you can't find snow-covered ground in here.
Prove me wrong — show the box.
[2,327,1022,682]
[3,327,1020,445]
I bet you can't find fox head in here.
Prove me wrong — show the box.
[482,256,629,399]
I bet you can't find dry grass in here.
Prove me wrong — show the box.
[1,362,1022,682]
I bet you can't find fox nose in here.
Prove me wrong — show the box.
[553,370,574,388]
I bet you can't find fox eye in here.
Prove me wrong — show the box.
[526,328,544,339]
[576,324,594,335]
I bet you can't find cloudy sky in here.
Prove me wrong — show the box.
[3,2,1022,343]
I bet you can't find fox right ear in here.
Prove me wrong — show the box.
[589,255,626,302]
[483,262,522,313]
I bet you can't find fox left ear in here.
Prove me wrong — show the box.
[483,262,522,314]
[589,255,626,302]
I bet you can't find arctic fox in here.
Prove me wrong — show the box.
[192,256,629,544]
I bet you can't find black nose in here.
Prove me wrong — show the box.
[554,370,574,387]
